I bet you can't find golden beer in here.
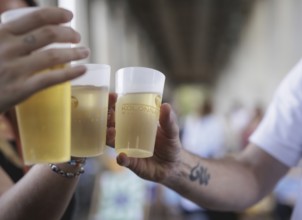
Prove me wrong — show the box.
[115,92,162,158]
[71,85,109,157]
[16,66,70,165]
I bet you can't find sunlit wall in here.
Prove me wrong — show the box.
[214,0,302,114]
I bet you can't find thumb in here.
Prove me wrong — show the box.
[116,152,131,167]
[159,103,179,139]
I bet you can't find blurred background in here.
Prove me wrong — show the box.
[2,0,302,219]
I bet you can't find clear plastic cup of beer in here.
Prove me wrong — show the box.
[115,67,165,158]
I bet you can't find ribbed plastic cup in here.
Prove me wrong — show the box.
[1,7,71,164]
[115,67,165,158]
[71,64,111,157]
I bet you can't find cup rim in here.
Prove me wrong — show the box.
[115,66,165,94]
[116,66,164,77]
[85,63,111,71]
[71,63,111,86]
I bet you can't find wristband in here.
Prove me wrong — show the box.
[68,157,86,166]
[49,157,86,178]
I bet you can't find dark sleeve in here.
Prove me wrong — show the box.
[61,193,77,220]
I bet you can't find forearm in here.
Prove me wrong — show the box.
[117,104,289,212]
[0,164,80,220]
[161,146,288,211]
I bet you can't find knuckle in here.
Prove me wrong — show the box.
[0,33,17,55]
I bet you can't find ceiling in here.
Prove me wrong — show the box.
[108,0,256,86]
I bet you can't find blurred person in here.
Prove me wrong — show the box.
[114,56,302,220]
[181,97,226,159]
[0,2,93,219]
[224,101,251,153]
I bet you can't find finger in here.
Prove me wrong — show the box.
[109,93,117,109]
[0,65,87,113]
[14,47,90,75]
[159,103,180,138]
[23,65,87,95]
[106,127,115,147]
[116,153,131,167]
[107,107,115,128]
[2,7,73,35]
[107,93,117,127]
[3,108,19,137]
[14,26,80,56]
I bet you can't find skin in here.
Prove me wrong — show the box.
[0,1,288,217]
[0,0,27,12]
[114,103,289,211]
[0,5,92,220]
[0,7,90,113]
[0,91,116,220]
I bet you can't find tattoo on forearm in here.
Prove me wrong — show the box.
[189,163,210,185]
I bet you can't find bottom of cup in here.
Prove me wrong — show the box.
[116,148,153,158]
[71,151,104,158]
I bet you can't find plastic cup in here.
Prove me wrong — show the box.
[71,64,111,157]
[1,7,71,165]
[115,67,165,158]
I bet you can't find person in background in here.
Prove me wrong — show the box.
[181,97,226,159]
[114,56,302,220]
[0,1,93,219]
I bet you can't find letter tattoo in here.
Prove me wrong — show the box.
[189,163,210,185]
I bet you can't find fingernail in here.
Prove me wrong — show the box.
[63,9,73,21]
[116,156,123,166]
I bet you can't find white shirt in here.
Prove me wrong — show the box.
[250,58,302,220]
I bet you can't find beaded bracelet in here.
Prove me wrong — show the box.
[49,157,86,178]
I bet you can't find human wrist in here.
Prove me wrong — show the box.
[161,149,203,198]
[160,149,187,187]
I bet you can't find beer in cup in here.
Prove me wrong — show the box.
[71,64,110,157]
[1,7,72,164]
[115,67,165,158]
